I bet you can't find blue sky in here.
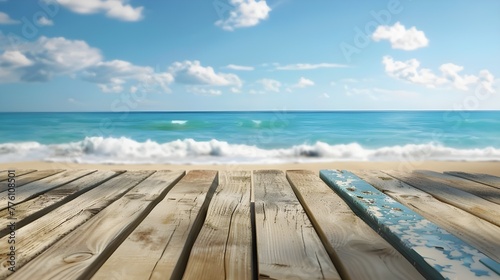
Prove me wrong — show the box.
[0,0,499,111]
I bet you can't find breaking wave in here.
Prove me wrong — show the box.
[1,137,499,164]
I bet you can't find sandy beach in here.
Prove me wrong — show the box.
[2,161,499,176]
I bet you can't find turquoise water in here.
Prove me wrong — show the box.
[1,111,499,163]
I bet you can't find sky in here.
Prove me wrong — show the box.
[0,0,499,111]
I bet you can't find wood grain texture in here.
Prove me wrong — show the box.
[0,170,121,237]
[445,171,500,190]
[92,170,217,280]
[0,170,36,182]
[321,170,500,280]
[415,170,500,205]
[385,170,500,227]
[183,171,253,280]
[0,170,94,210]
[287,170,425,280]
[0,170,154,278]
[354,170,500,263]
[0,169,64,192]
[11,170,185,280]
[254,170,340,280]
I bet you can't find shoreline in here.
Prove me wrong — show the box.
[2,161,500,176]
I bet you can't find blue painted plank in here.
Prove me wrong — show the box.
[320,169,500,280]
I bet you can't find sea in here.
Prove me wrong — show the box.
[0,111,499,164]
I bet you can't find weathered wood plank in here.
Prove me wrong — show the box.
[385,170,500,227]
[0,170,36,182]
[11,170,185,280]
[354,170,500,263]
[0,170,121,237]
[0,170,154,278]
[445,171,500,190]
[254,170,340,280]
[0,170,94,210]
[91,170,217,280]
[0,169,64,192]
[287,170,425,280]
[321,169,500,280]
[415,170,500,204]
[183,171,253,280]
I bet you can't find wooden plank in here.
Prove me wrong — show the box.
[321,169,500,280]
[92,170,217,280]
[254,170,340,280]
[183,171,253,280]
[385,170,500,227]
[445,171,500,190]
[0,169,64,192]
[416,170,500,205]
[287,170,425,280]
[10,170,185,280]
[0,170,122,237]
[0,170,36,182]
[0,170,94,210]
[0,170,154,278]
[354,170,500,263]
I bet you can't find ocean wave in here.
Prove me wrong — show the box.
[171,120,188,125]
[1,137,499,164]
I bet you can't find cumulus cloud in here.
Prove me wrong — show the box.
[224,64,254,71]
[0,12,19,25]
[36,16,54,26]
[169,60,242,87]
[276,63,347,70]
[383,56,496,93]
[0,34,174,93]
[54,0,144,21]
[215,0,271,31]
[294,77,315,88]
[0,35,102,82]
[83,60,174,93]
[372,22,429,50]
[257,78,281,92]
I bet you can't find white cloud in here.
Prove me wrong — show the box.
[36,16,54,26]
[257,78,281,92]
[0,51,33,68]
[382,56,495,93]
[439,63,478,91]
[187,87,223,96]
[0,35,102,82]
[0,12,20,25]
[169,60,242,87]
[230,87,241,93]
[54,0,144,21]
[225,64,254,71]
[0,34,173,93]
[321,93,330,99]
[215,0,271,31]
[382,56,446,88]
[276,63,347,70]
[294,77,315,88]
[372,22,429,50]
[84,60,174,93]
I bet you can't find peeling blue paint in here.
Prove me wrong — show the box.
[320,169,500,280]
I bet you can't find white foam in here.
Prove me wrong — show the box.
[171,120,188,125]
[0,137,499,164]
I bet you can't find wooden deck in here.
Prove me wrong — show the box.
[1,169,499,280]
